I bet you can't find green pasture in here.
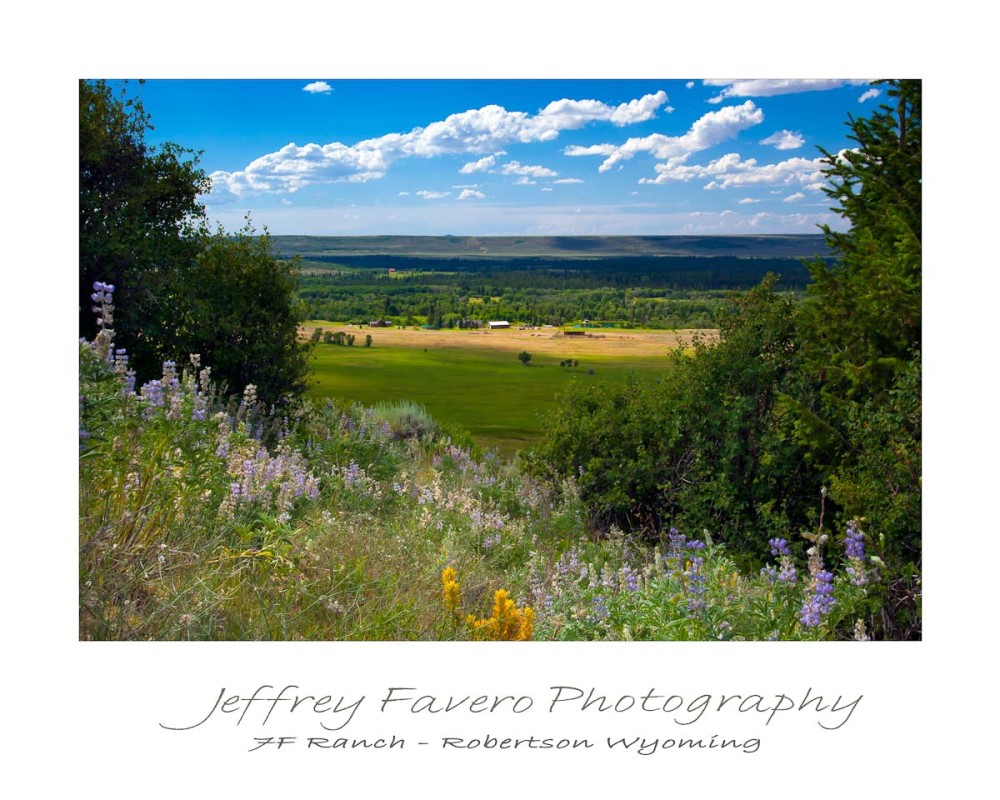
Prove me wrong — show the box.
[306,339,672,455]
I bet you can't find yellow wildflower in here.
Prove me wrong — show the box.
[468,589,534,641]
[441,567,462,615]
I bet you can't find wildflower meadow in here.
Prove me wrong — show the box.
[79,283,898,642]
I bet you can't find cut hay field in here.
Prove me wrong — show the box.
[304,323,717,455]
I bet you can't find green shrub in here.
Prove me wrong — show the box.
[372,399,440,442]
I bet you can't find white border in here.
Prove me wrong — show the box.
[7,2,996,795]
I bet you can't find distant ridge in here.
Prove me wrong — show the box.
[271,234,830,260]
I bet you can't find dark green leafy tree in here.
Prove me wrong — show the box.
[81,79,313,408]
[528,276,813,546]
[518,351,532,366]
[670,277,815,554]
[169,222,313,407]
[524,375,678,530]
[79,79,209,378]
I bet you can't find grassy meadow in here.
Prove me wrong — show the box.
[80,298,885,642]
[304,323,708,453]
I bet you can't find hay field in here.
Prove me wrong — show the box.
[302,322,717,454]
[302,322,717,355]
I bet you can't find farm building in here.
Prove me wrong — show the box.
[369,319,391,327]
[487,320,511,329]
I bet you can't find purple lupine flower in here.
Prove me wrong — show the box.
[665,528,687,563]
[685,555,707,616]
[141,380,165,409]
[684,542,708,617]
[760,565,778,584]
[621,563,640,592]
[89,282,116,361]
[777,560,798,585]
[799,569,835,627]
[529,575,551,610]
[601,565,617,591]
[192,397,207,421]
[769,538,791,557]
[344,460,362,487]
[589,595,610,622]
[844,522,868,587]
[845,523,865,560]
[556,548,582,579]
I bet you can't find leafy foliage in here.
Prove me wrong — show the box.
[524,374,676,530]
[79,79,209,379]
[800,79,921,403]
[167,222,313,407]
[80,80,312,407]
[795,80,922,633]
[527,277,815,557]
[529,81,921,637]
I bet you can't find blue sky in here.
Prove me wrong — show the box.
[127,78,884,236]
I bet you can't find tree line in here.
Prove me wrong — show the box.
[298,276,748,329]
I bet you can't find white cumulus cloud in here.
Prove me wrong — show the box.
[760,130,805,150]
[859,88,881,103]
[563,143,618,157]
[459,154,499,174]
[457,189,485,200]
[553,178,584,184]
[501,160,558,177]
[416,190,451,199]
[566,101,764,173]
[704,79,868,103]
[783,192,806,203]
[638,151,829,189]
[206,92,667,200]
[608,90,671,125]
[302,81,333,94]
